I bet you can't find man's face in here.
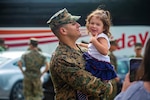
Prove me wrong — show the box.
[62,21,81,39]
[135,48,142,55]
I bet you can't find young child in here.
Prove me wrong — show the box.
[78,8,117,99]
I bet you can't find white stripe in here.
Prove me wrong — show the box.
[0,32,55,38]
[0,27,86,30]
[0,27,50,30]
[0,27,87,38]
[0,32,87,38]
[38,37,58,42]
[5,37,58,44]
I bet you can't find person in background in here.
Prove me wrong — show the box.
[108,39,120,99]
[78,8,117,99]
[47,8,113,100]
[109,40,118,70]
[134,42,143,58]
[18,38,49,100]
[114,38,150,100]
[0,38,8,52]
[27,38,42,52]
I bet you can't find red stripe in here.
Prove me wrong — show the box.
[4,35,55,41]
[7,40,59,47]
[0,30,52,34]
[0,28,88,48]
[4,34,87,47]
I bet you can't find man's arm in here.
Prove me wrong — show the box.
[18,61,24,74]
[18,55,25,74]
[78,43,88,48]
[41,62,49,76]
[54,58,112,97]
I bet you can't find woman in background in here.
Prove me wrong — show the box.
[115,38,150,100]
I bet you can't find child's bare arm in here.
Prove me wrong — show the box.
[78,43,88,48]
[91,37,109,55]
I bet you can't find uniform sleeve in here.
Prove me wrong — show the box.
[43,55,47,63]
[53,58,111,97]
[20,54,25,66]
[40,53,47,66]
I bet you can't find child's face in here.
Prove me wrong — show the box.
[88,16,104,36]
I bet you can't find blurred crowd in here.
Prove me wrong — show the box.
[0,38,8,52]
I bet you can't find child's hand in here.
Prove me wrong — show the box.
[90,33,98,43]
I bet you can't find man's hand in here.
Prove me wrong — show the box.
[108,81,113,95]
[18,61,24,74]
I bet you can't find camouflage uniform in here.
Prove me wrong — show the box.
[0,46,5,51]
[50,42,111,100]
[20,50,46,100]
[134,42,143,58]
[0,38,8,52]
[109,52,117,71]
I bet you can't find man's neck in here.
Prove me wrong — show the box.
[64,41,78,50]
[60,38,78,50]
[30,47,38,51]
[136,54,142,57]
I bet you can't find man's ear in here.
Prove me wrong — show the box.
[59,27,67,35]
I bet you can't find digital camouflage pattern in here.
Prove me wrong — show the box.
[107,79,118,100]
[0,46,5,51]
[109,52,117,71]
[109,39,118,70]
[47,8,81,29]
[21,50,46,100]
[0,38,8,52]
[23,77,43,100]
[50,42,111,100]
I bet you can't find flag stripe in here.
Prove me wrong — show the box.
[0,27,88,48]
[8,40,59,47]
[4,35,55,41]
[0,30,52,34]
